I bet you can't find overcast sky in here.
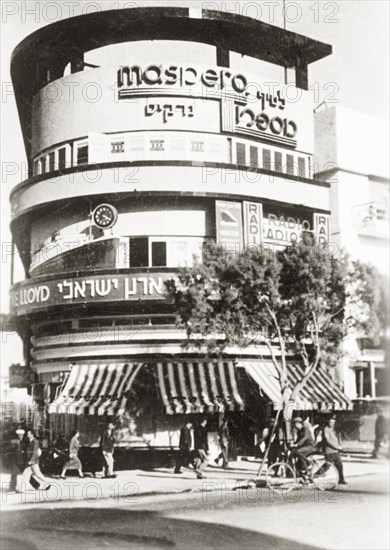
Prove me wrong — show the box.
[1,0,389,313]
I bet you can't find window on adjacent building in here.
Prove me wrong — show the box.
[129,237,149,268]
[262,149,271,170]
[236,143,246,165]
[77,145,88,165]
[298,157,306,178]
[49,152,55,172]
[40,157,46,174]
[151,241,167,267]
[274,152,283,172]
[58,147,66,170]
[286,154,294,175]
[249,146,258,167]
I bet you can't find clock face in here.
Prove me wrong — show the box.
[92,204,118,229]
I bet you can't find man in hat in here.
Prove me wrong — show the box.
[290,417,317,477]
[323,416,347,484]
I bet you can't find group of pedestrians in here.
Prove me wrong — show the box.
[174,417,230,479]
[7,422,117,492]
[59,422,117,479]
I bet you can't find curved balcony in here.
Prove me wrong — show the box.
[10,162,329,222]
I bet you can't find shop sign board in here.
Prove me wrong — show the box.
[9,364,36,388]
[263,214,311,247]
[314,213,330,244]
[215,201,243,251]
[243,202,263,246]
[116,63,314,152]
[10,272,178,316]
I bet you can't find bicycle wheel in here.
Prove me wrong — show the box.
[311,459,338,491]
[266,461,297,494]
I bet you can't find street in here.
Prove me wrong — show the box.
[1,465,388,550]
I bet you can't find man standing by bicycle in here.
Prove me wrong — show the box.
[290,417,317,478]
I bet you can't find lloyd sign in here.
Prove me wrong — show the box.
[10,272,177,316]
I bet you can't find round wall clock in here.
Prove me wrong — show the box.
[92,204,118,229]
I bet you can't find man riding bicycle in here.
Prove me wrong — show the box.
[290,417,317,478]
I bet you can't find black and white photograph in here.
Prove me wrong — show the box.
[0,1,389,549]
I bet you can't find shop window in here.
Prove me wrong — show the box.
[274,152,283,172]
[49,152,55,172]
[286,154,294,175]
[249,146,258,167]
[262,149,271,170]
[151,241,167,267]
[129,237,149,268]
[77,145,88,165]
[58,148,66,170]
[236,143,246,165]
[298,157,306,178]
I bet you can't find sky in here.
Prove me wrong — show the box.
[0,0,389,315]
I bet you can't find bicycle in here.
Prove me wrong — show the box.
[266,447,339,493]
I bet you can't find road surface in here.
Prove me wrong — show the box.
[1,471,388,549]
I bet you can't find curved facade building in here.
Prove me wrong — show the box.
[10,8,346,450]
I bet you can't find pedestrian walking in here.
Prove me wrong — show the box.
[60,430,84,478]
[372,408,388,458]
[174,419,193,474]
[214,417,230,468]
[101,422,117,478]
[21,430,51,491]
[8,428,27,492]
[261,418,282,466]
[323,416,347,485]
[194,418,209,479]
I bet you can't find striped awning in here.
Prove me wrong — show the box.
[48,363,142,416]
[240,361,352,411]
[156,361,245,414]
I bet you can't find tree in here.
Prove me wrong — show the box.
[167,235,350,419]
[166,235,387,444]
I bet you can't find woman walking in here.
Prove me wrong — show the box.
[61,430,84,479]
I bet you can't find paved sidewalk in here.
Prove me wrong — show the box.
[1,457,388,509]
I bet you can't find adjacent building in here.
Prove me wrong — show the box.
[314,106,389,429]
[9,7,350,452]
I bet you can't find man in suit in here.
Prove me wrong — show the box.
[372,408,388,458]
[100,422,117,478]
[8,428,26,492]
[194,418,209,479]
[174,419,193,474]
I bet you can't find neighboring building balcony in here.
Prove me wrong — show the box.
[351,202,389,239]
